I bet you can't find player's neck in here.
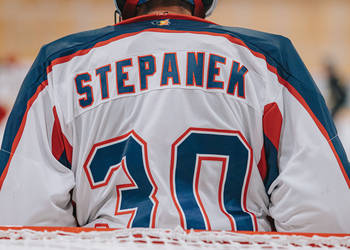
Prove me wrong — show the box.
[138,6,192,16]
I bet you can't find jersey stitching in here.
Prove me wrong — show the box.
[70,87,256,121]
[0,148,11,155]
[329,135,340,142]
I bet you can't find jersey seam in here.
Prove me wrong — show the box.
[329,134,340,142]
[44,28,118,68]
[231,35,294,82]
[69,87,257,122]
[0,148,11,155]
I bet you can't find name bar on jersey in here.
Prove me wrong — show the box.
[74,51,248,109]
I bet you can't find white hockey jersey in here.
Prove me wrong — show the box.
[0,14,349,233]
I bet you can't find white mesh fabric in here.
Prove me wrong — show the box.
[0,227,349,250]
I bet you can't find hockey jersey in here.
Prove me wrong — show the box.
[0,14,349,233]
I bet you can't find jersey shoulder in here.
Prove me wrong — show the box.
[207,23,316,97]
[42,19,292,71]
[208,23,295,69]
[40,25,117,64]
[211,23,340,147]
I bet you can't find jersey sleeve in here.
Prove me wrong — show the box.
[261,38,350,233]
[0,48,77,226]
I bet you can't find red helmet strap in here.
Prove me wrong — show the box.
[193,0,205,18]
[123,0,139,19]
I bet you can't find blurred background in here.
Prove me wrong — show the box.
[0,0,349,155]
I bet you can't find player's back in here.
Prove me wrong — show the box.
[49,15,285,231]
[2,14,349,233]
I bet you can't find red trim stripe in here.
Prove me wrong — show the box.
[257,146,267,181]
[52,108,64,162]
[45,27,349,188]
[52,106,73,165]
[257,103,282,182]
[263,103,283,150]
[0,80,48,189]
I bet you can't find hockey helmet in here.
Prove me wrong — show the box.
[114,0,218,19]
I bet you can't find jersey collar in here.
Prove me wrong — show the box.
[116,14,216,26]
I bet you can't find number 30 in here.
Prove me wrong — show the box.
[83,128,257,231]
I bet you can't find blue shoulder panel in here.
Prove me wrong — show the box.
[0,48,48,174]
